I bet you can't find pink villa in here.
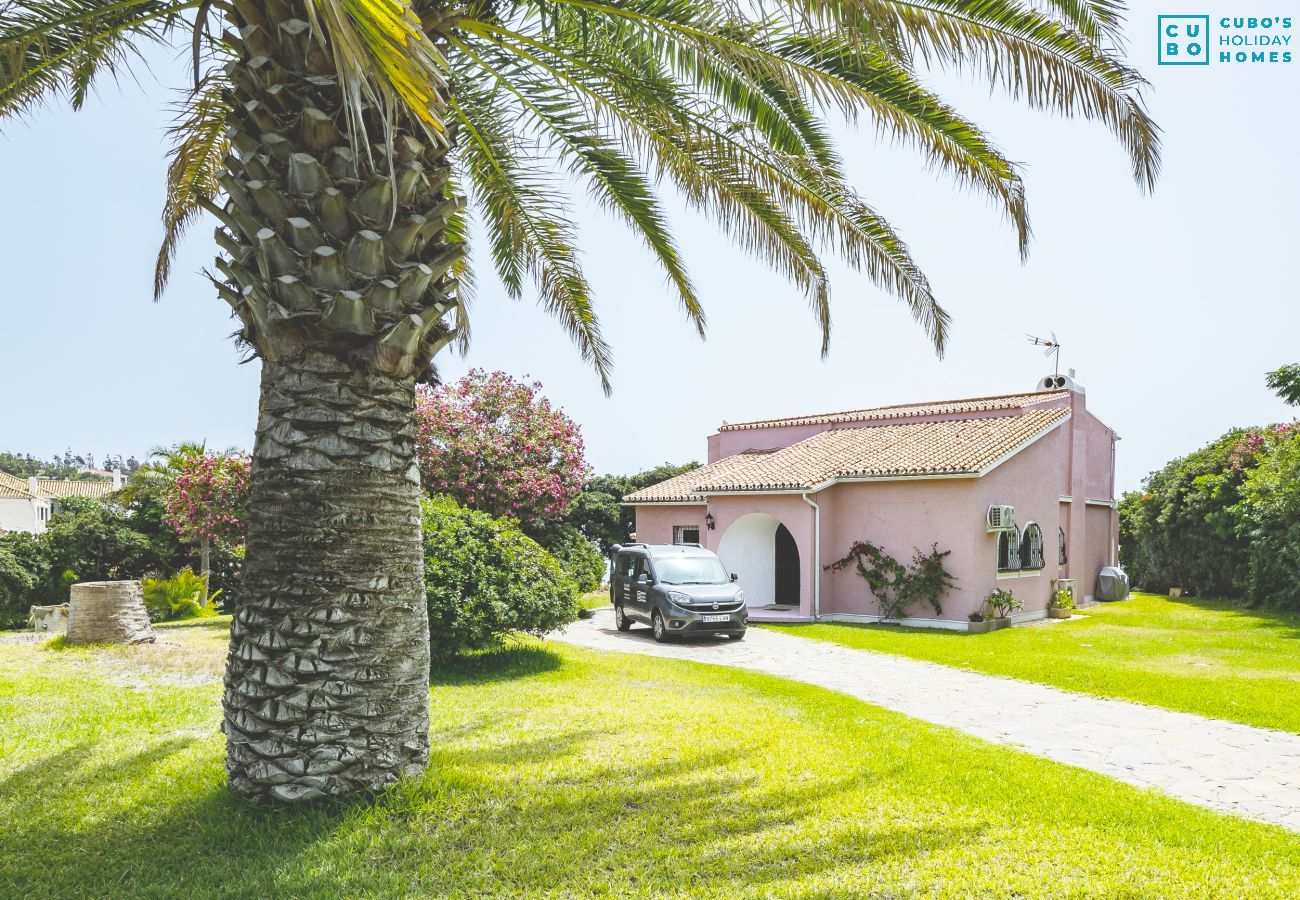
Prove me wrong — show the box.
[624,374,1119,628]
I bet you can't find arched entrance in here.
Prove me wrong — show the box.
[717,513,801,608]
[775,524,800,605]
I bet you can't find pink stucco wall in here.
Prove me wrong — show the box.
[634,384,1118,624]
[631,505,707,548]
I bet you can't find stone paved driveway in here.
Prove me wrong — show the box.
[554,610,1300,832]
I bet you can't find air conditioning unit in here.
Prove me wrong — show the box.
[986,505,1016,532]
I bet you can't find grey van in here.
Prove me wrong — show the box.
[609,543,748,642]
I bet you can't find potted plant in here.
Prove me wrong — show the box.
[1048,580,1075,619]
[967,610,992,634]
[984,588,1022,629]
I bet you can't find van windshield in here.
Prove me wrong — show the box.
[654,556,729,585]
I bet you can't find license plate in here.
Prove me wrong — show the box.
[701,614,730,623]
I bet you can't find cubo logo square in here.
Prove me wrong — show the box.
[1158,15,1211,64]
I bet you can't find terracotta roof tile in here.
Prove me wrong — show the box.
[623,453,772,503]
[718,390,1069,432]
[34,478,117,499]
[0,471,116,500]
[626,408,1070,501]
[0,472,36,500]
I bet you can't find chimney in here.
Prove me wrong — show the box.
[27,477,38,495]
[112,468,123,490]
[1035,372,1085,395]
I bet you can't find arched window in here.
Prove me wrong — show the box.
[997,525,1022,572]
[1021,523,1045,570]
[1059,526,1068,566]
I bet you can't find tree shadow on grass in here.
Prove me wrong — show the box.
[1162,595,1300,639]
[155,616,235,632]
[429,642,565,686]
[0,719,988,898]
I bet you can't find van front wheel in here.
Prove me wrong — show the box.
[652,610,670,643]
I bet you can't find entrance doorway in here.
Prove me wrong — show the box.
[717,513,801,609]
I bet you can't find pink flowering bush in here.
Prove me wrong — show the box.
[164,453,251,552]
[415,370,590,523]
[1228,423,1297,471]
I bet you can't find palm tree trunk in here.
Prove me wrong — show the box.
[200,536,211,584]
[214,1,462,802]
[223,350,430,803]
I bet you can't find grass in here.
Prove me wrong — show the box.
[578,587,611,610]
[765,593,1300,733]
[2,618,1299,896]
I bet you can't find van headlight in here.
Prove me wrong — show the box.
[667,591,692,606]
[735,590,746,604]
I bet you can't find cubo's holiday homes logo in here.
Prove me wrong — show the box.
[1159,14,1293,66]
[1158,15,1210,64]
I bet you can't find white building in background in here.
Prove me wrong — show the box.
[0,470,121,534]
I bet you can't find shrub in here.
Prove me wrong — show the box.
[34,498,160,603]
[1236,427,1300,609]
[1049,582,1076,610]
[415,371,589,524]
[1120,423,1300,610]
[0,543,37,629]
[141,569,221,622]
[422,495,579,661]
[984,588,1023,619]
[525,522,606,593]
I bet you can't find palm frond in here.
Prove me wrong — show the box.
[449,81,614,391]
[301,0,449,149]
[154,66,228,299]
[456,31,703,336]
[0,0,196,120]
[459,9,945,353]
[792,0,1161,188]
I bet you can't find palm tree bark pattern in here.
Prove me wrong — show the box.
[226,353,430,802]
[218,0,458,802]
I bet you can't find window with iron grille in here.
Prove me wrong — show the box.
[673,525,700,545]
[1021,523,1045,570]
[997,525,1022,572]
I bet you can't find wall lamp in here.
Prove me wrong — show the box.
[705,512,715,531]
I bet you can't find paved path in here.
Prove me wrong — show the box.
[555,610,1300,832]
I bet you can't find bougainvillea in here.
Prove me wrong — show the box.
[415,370,590,523]
[825,540,955,620]
[1228,423,1297,471]
[164,453,251,564]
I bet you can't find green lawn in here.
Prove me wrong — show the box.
[765,593,1300,733]
[2,618,1298,896]
[578,587,611,610]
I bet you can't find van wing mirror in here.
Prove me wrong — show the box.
[637,573,650,584]
[730,573,739,582]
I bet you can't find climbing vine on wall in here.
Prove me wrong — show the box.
[825,540,956,621]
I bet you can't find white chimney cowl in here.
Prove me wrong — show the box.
[1037,373,1085,394]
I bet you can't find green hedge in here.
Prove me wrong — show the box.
[1120,424,1300,609]
[422,495,579,660]
[524,522,605,593]
[0,543,36,629]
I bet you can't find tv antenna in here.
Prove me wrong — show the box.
[1027,332,1062,375]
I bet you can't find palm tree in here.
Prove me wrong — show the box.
[1,0,1159,802]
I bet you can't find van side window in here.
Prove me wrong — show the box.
[620,554,637,581]
[634,557,652,582]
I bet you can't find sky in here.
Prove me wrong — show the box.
[1,4,1297,493]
